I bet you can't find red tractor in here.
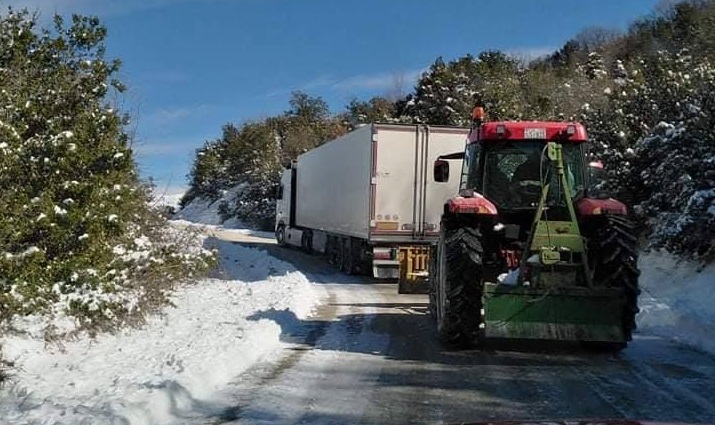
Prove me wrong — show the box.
[430,107,640,349]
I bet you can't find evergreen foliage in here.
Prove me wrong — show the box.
[0,8,213,332]
[183,92,347,229]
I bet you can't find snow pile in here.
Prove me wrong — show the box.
[173,196,224,225]
[174,185,245,227]
[637,250,715,354]
[151,188,186,210]
[0,235,325,425]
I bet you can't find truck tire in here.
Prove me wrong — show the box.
[434,223,484,348]
[343,238,357,275]
[276,225,286,246]
[589,214,640,341]
[301,230,313,254]
[336,238,347,272]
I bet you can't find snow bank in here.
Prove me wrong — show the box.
[173,196,223,225]
[151,188,186,210]
[637,250,715,354]
[173,187,275,238]
[173,186,250,229]
[0,236,325,425]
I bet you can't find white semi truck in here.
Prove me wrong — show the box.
[275,123,467,292]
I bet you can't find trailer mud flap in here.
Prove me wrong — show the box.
[482,283,627,343]
[398,246,431,294]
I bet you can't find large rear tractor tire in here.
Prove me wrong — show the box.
[589,214,640,341]
[432,221,484,348]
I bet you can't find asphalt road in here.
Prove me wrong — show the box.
[206,231,715,425]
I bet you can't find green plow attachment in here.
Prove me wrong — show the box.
[482,283,627,343]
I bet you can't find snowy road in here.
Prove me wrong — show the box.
[204,234,715,425]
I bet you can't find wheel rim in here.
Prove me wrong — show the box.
[276,226,285,245]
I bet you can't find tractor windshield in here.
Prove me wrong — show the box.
[462,141,585,209]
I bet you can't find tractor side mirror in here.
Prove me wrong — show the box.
[434,160,450,182]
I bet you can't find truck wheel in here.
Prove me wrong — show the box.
[276,225,286,246]
[589,214,640,341]
[434,222,484,348]
[301,230,313,253]
[343,238,356,275]
[337,238,350,274]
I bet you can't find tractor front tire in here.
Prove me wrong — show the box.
[433,223,484,348]
[589,214,640,341]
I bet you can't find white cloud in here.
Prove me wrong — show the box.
[505,46,557,62]
[332,69,423,92]
[140,104,212,133]
[132,134,208,157]
[301,74,338,90]
[267,68,424,99]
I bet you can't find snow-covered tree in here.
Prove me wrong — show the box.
[0,9,213,328]
[183,92,346,229]
[411,55,480,125]
[343,96,397,127]
[632,59,715,261]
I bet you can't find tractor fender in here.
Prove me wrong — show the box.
[576,198,627,216]
[445,194,498,215]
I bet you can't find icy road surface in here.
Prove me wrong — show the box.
[207,232,715,425]
[2,225,712,425]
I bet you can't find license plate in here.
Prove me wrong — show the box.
[524,128,547,139]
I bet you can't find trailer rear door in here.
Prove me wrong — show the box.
[371,125,466,241]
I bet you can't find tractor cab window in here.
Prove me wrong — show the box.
[460,142,481,191]
[562,144,586,197]
[586,160,610,198]
[477,141,585,208]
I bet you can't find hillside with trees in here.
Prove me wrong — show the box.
[183,0,714,263]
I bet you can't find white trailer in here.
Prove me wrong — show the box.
[275,123,467,292]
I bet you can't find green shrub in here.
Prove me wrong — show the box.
[0,9,215,334]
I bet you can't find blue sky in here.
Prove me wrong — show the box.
[8,0,664,194]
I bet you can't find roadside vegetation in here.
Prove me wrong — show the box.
[184,0,714,264]
[0,8,215,383]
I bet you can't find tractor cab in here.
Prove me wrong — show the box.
[437,107,590,214]
[461,135,587,210]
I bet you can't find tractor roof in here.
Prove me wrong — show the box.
[469,121,588,143]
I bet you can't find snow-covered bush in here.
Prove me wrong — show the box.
[0,9,214,331]
[580,50,715,262]
[182,93,345,230]
[584,51,708,198]
[218,180,279,230]
[634,104,714,260]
